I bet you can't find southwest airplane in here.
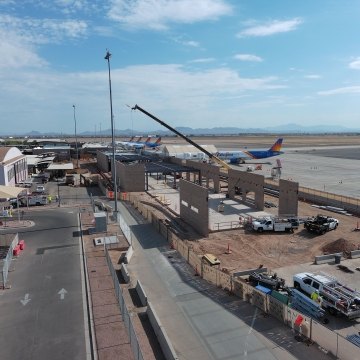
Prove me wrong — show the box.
[144,137,162,148]
[215,138,283,164]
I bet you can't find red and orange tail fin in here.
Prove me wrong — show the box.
[270,138,283,152]
[155,137,162,144]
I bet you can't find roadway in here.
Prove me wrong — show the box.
[0,208,89,360]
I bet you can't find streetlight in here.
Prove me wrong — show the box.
[72,104,79,169]
[104,50,118,214]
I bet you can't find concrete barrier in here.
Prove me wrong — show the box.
[350,250,360,259]
[124,245,134,264]
[121,263,130,283]
[315,253,342,264]
[135,280,147,306]
[94,199,105,211]
[147,302,178,360]
[104,204,113,213]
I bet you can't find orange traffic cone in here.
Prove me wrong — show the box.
[195,265,199,276]
[225,243,232,254]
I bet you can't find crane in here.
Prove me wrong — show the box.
[131,104,231,170]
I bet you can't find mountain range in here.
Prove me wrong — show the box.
[1,123,359,137]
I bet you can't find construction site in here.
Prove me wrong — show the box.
[83,109,360,360]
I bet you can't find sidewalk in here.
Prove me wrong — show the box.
[81,211,135,360]
[0,219,34,229]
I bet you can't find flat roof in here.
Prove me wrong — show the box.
[47,163,74,170]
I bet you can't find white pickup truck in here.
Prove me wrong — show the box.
[252,217,298,233]
[293,272,360,319]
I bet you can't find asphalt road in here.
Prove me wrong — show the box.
[0,208,89,360]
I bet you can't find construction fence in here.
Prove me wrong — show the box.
[123,192,360,360]
[0,233,18,289]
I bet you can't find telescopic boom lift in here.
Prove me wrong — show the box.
[131,104,231,170]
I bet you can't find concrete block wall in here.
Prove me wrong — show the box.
[185,160,220,193]
[116,161,145,192]
[268,296,286,322]
[96,150,110,172]
[228,169,265,210]
[252,288,267,312]
[278,179,299,217]
[179,179,209,237]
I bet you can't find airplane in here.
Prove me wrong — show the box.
[215,138,283,164]
[118,136,146,149]
[144,137,162,148]
[116,136,135,148]
[127,136,148,149]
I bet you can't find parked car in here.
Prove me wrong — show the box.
[35,185,45,193]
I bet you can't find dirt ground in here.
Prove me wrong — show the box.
[136,191,360,274]
[190,197,360,273]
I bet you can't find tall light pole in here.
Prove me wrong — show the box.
[72,104,79,169]
[104,50,118,214]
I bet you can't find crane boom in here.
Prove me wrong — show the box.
[131,104,231,170]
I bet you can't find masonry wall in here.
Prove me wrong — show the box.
[185,160,220,193]
[179,179,209,237]
[278,179,299,216]
[228,169,264,210]
[116,161,145,192]
[96,150,110,173]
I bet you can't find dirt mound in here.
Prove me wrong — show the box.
[322,238,358,256]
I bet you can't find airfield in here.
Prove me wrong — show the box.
[160,134,360,198]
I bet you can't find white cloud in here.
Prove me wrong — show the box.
[0,30,47,69]
[318,86,360,95]
[304,74,321,79]
[349,57,360,70]
[237,18,302,38]
[234,54,263,62]
[0,63,285,132]
[108,0,232,30]
[189,58,215,63]
[0,15,88,45]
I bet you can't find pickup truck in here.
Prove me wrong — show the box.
[293,272,360,319]
[252,216,298,233]
[304,214,338,235]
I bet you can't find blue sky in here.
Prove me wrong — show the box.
[1,0,360,134]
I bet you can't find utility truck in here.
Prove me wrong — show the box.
[19,195,48,206]
[293,272,360,319]
[304,214,338,235]
[252,216,298,233]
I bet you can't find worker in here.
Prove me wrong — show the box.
[311,290,320,302]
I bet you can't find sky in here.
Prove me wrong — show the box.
[1,0,360,135]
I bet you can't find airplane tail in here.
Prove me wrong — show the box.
[155,137,162,144]
[137,137,142,142]
[145,137,151,143]
[269,138,283,152]
[129,136,134,141]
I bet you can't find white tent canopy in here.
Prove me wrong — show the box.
[0,185,27,199]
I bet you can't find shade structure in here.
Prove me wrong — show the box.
[0,185,27,199]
